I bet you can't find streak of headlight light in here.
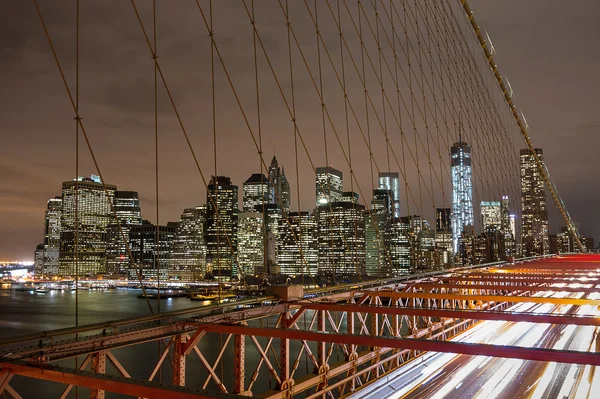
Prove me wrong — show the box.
[477,358,524,399]
[556,362,579,398]
[428,354,491,399]
[574,364,592,399]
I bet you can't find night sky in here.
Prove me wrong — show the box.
[1,0,599,261]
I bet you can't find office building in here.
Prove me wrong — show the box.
[436,208,451,232]
[106,191,142,276]
[205,176,238,279]
[268,156,291,213]
[451,137,474,255]
[129,221,176,281]
[316,166,343,207]
[59,175,116,276]
[277,212,318,276]
[520,148,549,256]
[480,201,501,231]
[237,212,264,277]
[378,172,401,218]
[42,196,62,277]
[366,190,392,277]
[317,202,366,278]
[243,173,268,212]
[168,206,207,281]
[389,217,411,276]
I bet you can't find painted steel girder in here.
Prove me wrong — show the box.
[441,275,600,285]
[365,291,600,306]
[192,324,600,366]
[408,282,600,294]
[0,362,237,399]
[295,303,600,326]
[463,271,599,278]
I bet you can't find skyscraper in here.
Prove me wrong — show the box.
[378,172,401,218]
[205,176,238,279]
[42,196,62,277]
[243,173,268,212]
[317,201,366,278]
[520,148,549,256]
[237,212,264,277]
[59,175,116,276]
[168,206,207,281]
[106,191,142,276]
[435,208,451,232]
[366,189,392,277]
[268,156,291,213]
[451,137,474,254]
[277,212,318,276]
[315,166,343,207]
[129,221,176,281]
[480,201,501,231]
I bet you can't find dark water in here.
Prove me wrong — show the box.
[0,288,327,398]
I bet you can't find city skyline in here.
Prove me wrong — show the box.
[1,1,599,260]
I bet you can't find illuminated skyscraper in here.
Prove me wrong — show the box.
[451,137,474,254]
[59,175,116,276]
[315,166,343,207]
[205,176,238,279]
[389,217,411,276]
[237,212,264,277]
[268,156,291,213]
[168,206,207,281]
[434,208,453,266]
[106,191,142,276]
[480,201,501,231]
[42,196,62,277]
[277,212,318,276]
[378,172,401,218]
[243,173,268,212]
[366,189,392,277]
[317,202,365,278]
[520,148,549,256]
[129,221,176,281]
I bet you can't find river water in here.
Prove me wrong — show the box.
[0,287,329,398]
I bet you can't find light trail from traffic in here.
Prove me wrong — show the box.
[353,291,600,399]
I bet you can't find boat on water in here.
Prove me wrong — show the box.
[190,292,236,302]
[35,287,47,294]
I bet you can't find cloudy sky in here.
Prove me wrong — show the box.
[1,0,598,261]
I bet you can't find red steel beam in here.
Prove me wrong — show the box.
[462,272,599,279]
[193,324,600,366]
[408,282,599,294]
[297,303,600,326]
[440,276,600,284]
[365,291,600,306]
[0,363,222,399]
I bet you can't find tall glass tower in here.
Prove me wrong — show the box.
[451,136,473,254]
[378,172,401,218]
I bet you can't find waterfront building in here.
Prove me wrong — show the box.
[315,166,343,207]
[317,201,366,278]
[277,212,318,276]
[128,221,176,281]
[237,212,265,277]
[42,196,62,277]
[520,148,549,256]
[242,173,268,212]
[58,175,116,276]
[378,172,401,218]
[106,191,142,276]
[205,176,238,279]
[34,243,44,277]
[268,156,291,213]
[168,206,207,281]
[451,136,474,255]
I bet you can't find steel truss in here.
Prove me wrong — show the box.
[1,255,599,398]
